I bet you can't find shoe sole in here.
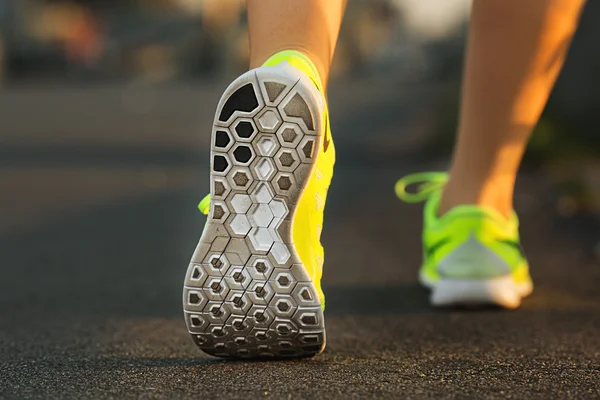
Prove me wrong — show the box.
[183,65,326,359]
[420,273,533,309]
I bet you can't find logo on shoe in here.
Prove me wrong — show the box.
[498,239,526,258]
[425,237,452,259]
[323,113,331,153]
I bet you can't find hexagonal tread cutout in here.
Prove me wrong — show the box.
[274,321,298,336]
[301,287,313,301]
[255,285,268,298]
[230,193,252,213]
[248,281,274,304]
[300,313,318,326]
[213,205,226,220]
[231,293,246,309]
[269,199,288,218]
[224,271,250,292]
[281,128,297,143]
[299,334,322,344]
[277,176,292,191]
[256,136,277,157]
[215,131,231,148]
[293,283,318,306]
[248,227,274,252]
[277,274,292,287]
[233,271,244,282]
[211,326,226,337]
[256,312,269,325]
[203,254,230,276]
[191,265,203,280]
[252,259,272,279]
[213,155,229,172]
[209,304,224,318]
[210,280,223,293]
[245,257,273,281]
[234,121,256,139]
[255,158,275,180]
[188,291,203,305]
[233,170,251,187]
[189,315,205,327]
[249,204,274,228]
[229,214,251,236]
[214,181,227,196]
[258,109,281,131]
[255,260,269,274]
[233,146,253,164]
[250,305,274,326]
[276,124,303,148]
[210,257,223,270]
[271,242,291,264]
[302,140,314,159]
[278,151,296,167]
[231,317,246,330]
[277,300,291,312]
[252,183,274,204]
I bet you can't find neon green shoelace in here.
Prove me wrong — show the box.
[395,172,448,203]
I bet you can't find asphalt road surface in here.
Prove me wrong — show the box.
[1,82,599,399]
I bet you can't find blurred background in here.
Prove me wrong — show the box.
[1,1,599,397]
[1,0,598,217]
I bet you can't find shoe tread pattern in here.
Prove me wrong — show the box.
[183,67,325,359]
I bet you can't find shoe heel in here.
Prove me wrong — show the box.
[183,66,326,358]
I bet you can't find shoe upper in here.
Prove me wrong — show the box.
[263,52,336,310]
[396,173,531,285]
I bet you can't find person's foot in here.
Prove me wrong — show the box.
[183,51,335,358]
[396,172,533,309]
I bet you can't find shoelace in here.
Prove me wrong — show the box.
[198,194,211,215]
[395,172,448,203]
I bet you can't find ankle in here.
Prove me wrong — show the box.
[439,176,515,219]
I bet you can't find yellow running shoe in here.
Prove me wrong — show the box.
[183,51,335,358]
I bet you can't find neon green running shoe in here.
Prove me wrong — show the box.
[183,51,335,358]
[396,172,533,309]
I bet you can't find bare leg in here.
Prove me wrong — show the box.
[440,0,586,218]
[247,0,347,87]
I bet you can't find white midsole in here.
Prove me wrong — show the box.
[419,271,533,309]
